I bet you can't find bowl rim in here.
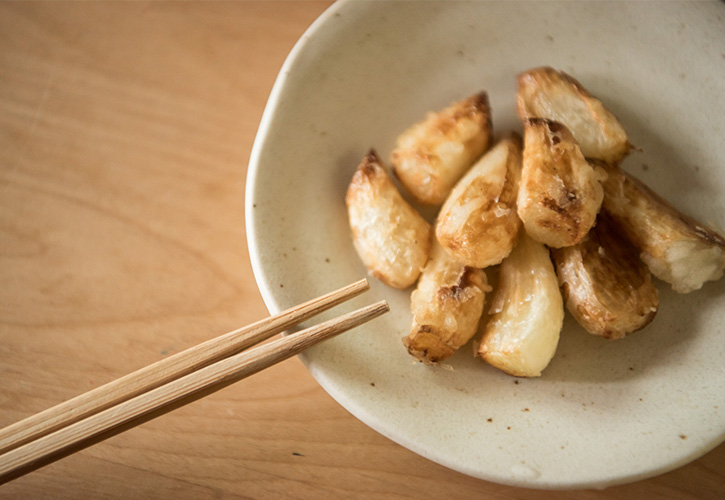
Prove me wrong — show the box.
[246,0,343,316]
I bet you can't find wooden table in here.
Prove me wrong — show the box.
[0,2,722,498]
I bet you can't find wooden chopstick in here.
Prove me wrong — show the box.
[0,279,370,456]
[0,280,388,483]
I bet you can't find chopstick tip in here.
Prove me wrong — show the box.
[368,300,389,318]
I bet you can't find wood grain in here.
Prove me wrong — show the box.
[0,2,722,498]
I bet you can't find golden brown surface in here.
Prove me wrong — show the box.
[551,214,659,340]
[0,2,723,498]
[517,118,606,248]
[346,151,432,289]
[436,134,522,268]
[391,92,492,205]
[404,241,489,363]
[517,66,631,163]
[601,162,725,293]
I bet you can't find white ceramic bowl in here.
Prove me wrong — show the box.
[246,0,725,489]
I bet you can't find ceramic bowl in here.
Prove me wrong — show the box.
[246,0,725,489]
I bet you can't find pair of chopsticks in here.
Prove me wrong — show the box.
[0,279,387,484]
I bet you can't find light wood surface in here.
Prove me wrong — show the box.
[0,2,722,498]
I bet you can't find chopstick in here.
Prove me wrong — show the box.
[0,279,370,456]
[0,279,388,483]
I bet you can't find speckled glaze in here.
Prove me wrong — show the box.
[246,0,725,489]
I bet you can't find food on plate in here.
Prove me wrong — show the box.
[600,162,725,293]
[403,241,490,363]
[346,150,432,289]
[390,92,493,206]
[477,233,564,377]
[345,67,722,376]
[435,134,523,268]
[517,118,607,248]
[551,213,659,339]
[517,66,632,163]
